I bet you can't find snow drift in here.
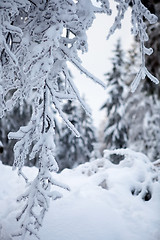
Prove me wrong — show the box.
[0,149,160,240]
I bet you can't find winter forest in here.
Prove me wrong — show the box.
[0,0,160,239]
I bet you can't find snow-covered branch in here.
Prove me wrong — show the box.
[107,0,159,92]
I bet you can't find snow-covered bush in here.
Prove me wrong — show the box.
[79,148,159,202]
[0,0,159,238]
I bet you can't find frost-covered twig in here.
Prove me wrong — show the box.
[130,41,159,92]
[107,0,159,91]
[107,0,130,39]
[131,66,159,93]
[60,46,106,88]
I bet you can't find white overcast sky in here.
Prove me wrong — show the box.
[70,3,134,127]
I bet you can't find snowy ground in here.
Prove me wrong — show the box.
[0,149,160,240]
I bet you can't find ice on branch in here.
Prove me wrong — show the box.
[130,42,159,92]
[131,66,159,93]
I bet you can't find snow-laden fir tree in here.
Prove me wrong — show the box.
[79,98,97,160]
[101,39,128,152]
[143,100,160,160]
[57,99,96,171]
[125,83,160,161]
[0,0,158,239]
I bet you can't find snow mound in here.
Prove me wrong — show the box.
[78,148,158,201]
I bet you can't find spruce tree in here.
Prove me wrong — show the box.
[79,99,97,160]
[101,40,128,151]
[126,86,160,161]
